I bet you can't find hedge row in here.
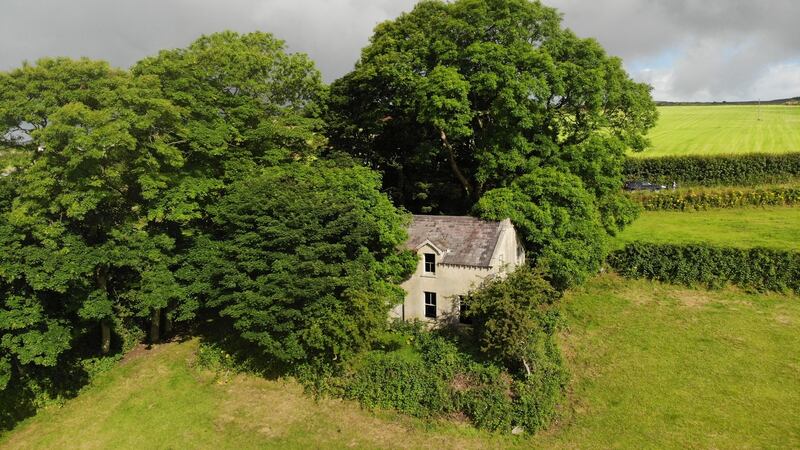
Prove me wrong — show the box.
[624,153,800,186]
[608,242,800,293]
[629,186,800,211]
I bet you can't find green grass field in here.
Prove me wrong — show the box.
[636,105,800,157]
[3,275,799,449]
[615,206,800,251]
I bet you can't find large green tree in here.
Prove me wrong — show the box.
[327,0,657,286]
[185,163,416,366]
[132,31,326,192]
[0,57,186,391]
[0,31,329,389]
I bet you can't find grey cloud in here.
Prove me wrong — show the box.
[550,0,800,100]
[1,0,799,101]
[0,0,417,81]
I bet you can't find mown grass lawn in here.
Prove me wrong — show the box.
[3,275,799,449]
[636,105,800,157]
[615,206,800,251]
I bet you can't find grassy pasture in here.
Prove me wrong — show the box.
[616,206,800,251]
[3,275,799,449]
[637,105,800,157]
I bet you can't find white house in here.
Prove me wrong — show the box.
[391,215,525,324]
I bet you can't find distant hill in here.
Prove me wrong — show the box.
[656,97,800,106]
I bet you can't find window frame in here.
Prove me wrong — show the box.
[424,291,437,318]
[423,253,436,274]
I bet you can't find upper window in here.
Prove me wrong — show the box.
[423,253,436,274]
[424,292,437,318]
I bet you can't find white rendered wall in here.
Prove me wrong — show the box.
[391,222,525,324]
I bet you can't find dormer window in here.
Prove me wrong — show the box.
[424,253,436,274]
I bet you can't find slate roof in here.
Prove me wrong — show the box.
[406,215,504,267]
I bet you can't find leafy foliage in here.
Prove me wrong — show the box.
[327,0,655,285]
[609,242,800,293]
[344,351,456,417]
[0,57,186,390]
[330,320,566,433]
[185,163,416,365]
[463,266,560,374]
[624,153,800,187]
[0,32,328,421]
[133,30,326,193]
[474,168,607,289]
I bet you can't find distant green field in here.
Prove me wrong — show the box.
[616,206,800,251]
[636,105,800,157]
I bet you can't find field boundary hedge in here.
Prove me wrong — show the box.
[608,242,800,293]
[628,186,800,210]
[624,153,800,186]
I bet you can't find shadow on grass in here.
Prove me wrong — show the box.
[191,311,290,381]
[0,325,130,433]
[0,321,198,433]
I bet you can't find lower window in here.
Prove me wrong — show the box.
[424,291,437,318]
[458,295,472,324]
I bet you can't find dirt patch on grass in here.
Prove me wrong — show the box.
[775,314,793,325]
[118,343,150,366]
[672,290,714,308]
[214,376,311,439]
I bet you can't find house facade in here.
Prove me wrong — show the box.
[391,215,525,323]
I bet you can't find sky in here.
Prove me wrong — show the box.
[1,0,798,102]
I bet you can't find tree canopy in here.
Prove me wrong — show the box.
[0,5,655,430]
[0,58,186,387]
[0,32,331,395]
[326,0,657,286]
[187,163,415,364]
[464,265,559,376]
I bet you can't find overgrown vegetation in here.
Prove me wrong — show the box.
[609,242,800,293]
[1,0,655,436]
[0,31,336,427]
[288,267,567,433]
[624,152,800,186]
[327,0,656,288]
[184,163,417,367]
[5,277,800,449]
[629,185,800,210]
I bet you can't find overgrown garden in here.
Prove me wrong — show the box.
[0,0,657,434]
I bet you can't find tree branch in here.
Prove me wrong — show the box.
[439,129,473,199]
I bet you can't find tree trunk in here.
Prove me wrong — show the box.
[164,304,174,338]
[150,308,161,344]
[96,266,112,354]
[101,319,111,354]
[522,357,532,377]
[439,129,474,199]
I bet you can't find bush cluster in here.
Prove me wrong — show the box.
[290,321,568,434]
[609,242,800,293]
[629,186,800,211]
[624,153,800,186]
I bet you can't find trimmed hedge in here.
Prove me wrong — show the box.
[629,186,800,211]
[624,153,800,186]
[608,242,800,293]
